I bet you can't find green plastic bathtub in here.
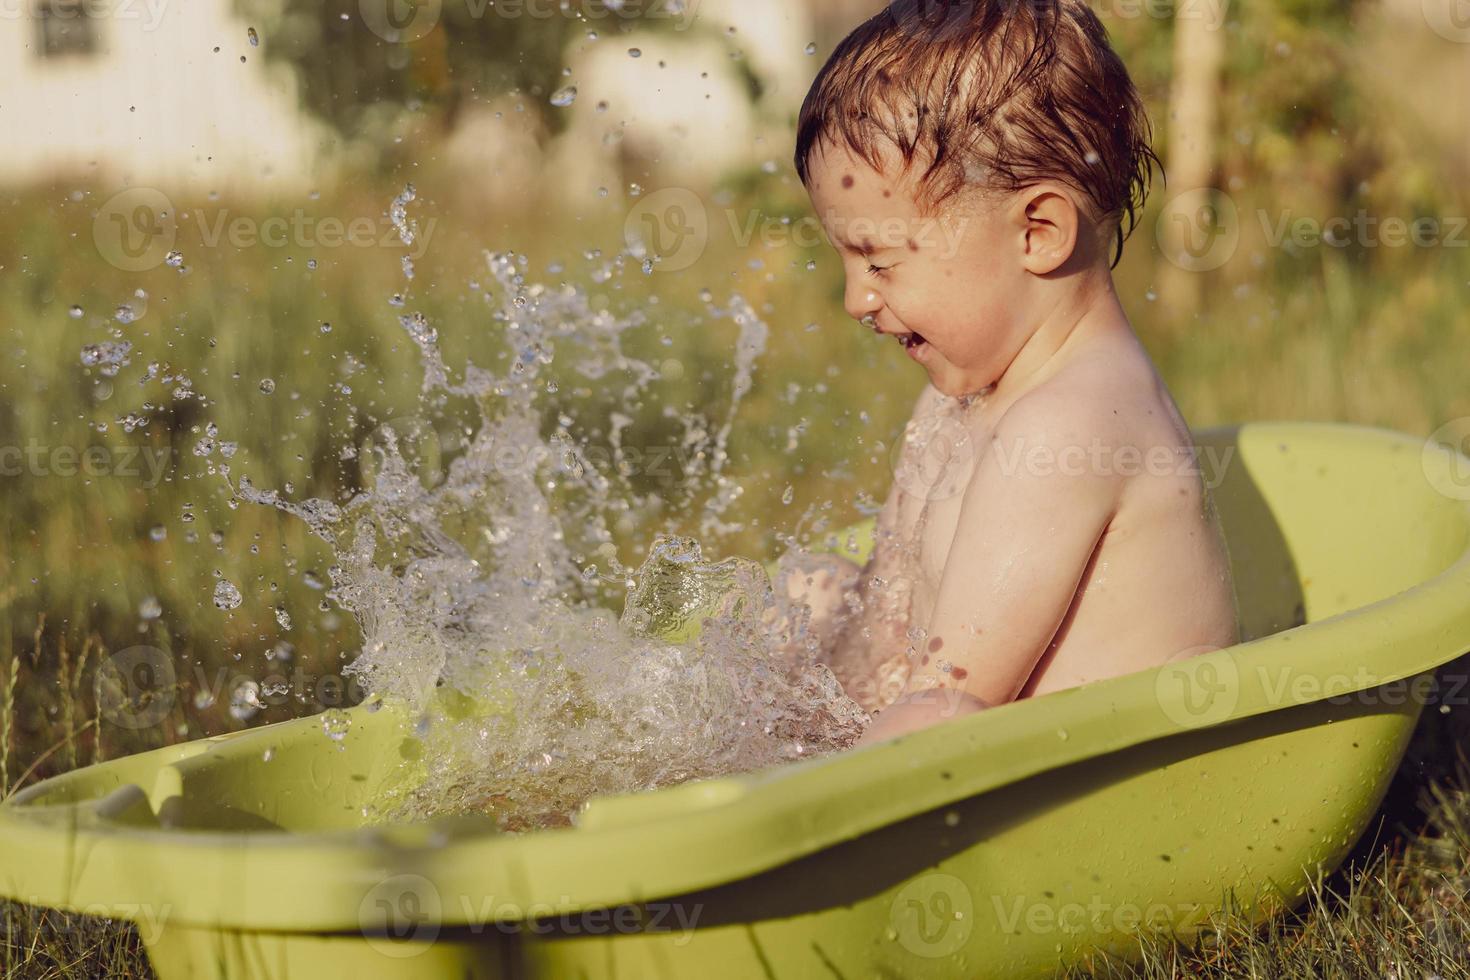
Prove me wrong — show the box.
[3,422,1470,979]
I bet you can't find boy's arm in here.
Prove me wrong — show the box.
[820,385,940,704]
[857,394,1123,745]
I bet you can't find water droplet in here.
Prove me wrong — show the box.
[148,524,167,541]
[321,708,352,742]
[68,304,84,319]
[213,579,243,610]
[1145,289,1158,302]
[165,249,184,268]
[247,26,259,46]
[193,688,216,710]
[944,810,960,827]
[80,340,133,377]
[262,747,275,762]
[550,85,577,107]
[781,485,794,505]
[228,678,262,720]
[320,321,332,334]
[275,606,292,631]
[258,378,276,394]
[138,596,162,620]
[805,42,817,55]
[627,47,641,58]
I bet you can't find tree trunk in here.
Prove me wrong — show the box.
[1157,8,1227,322]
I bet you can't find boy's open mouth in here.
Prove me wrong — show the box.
[898,332,927,349]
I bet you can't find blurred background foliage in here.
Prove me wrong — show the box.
[0,0,1466,780]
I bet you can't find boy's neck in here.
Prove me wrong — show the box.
[992,270,1130,403]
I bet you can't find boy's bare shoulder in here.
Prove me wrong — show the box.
[995,330,1185,461]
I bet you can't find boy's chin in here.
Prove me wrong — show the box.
[926,361,994,400]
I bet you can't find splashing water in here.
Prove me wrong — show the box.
[107,188,889,831]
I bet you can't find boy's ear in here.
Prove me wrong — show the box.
[1016,184,1080,275]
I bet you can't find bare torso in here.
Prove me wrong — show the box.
[886,328,1240,700]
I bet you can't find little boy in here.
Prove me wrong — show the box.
[778,0,1240,745]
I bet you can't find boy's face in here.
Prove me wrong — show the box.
[805,140,1033,399]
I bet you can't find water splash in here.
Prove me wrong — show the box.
[193,189,885,829]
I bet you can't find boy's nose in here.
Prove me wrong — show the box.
[844,283,882,326]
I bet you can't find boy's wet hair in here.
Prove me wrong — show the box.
[795,0,1161,269]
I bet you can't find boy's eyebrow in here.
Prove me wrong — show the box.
[833,236,894,257]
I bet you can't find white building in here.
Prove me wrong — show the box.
[0,0,328,198]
